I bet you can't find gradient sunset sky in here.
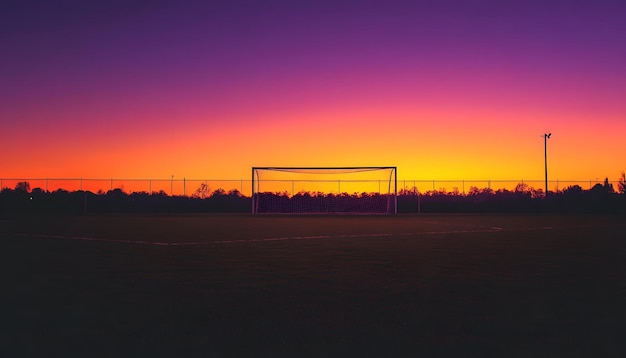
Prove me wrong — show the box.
[2,0,625,181]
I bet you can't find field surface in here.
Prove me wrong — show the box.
[1,214,625,357]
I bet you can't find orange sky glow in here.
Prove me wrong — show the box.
[2,1,625,193]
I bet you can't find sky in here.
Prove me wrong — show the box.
[2,0,625,183]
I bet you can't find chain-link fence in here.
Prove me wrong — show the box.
[1,178,622,197]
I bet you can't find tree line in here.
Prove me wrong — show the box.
[1,174,625,214]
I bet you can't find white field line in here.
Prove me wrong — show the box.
[1,221,504,246]
[0,223,612,247]
[1,229,499,246]
[1,232,174,246]
[2,222,624,246]
[209,226,507,245]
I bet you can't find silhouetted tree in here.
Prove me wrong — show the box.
[590,183,604,192]
[212,188,226,197]
[107,188,126,197]
[194,183,210,199]
[514,182,529,194]
[603,177,614,193]
[15,181,30,192]
[618,172,625,194]
[468,186,481,196]
[563,185,584,194]
[31,187,45,195]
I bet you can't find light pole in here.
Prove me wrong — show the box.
[544,133,551,197]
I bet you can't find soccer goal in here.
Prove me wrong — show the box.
[252,167,397,214]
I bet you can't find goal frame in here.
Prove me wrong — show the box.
[251,166,397,215]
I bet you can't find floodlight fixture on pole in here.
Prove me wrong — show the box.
[544,133,551,197]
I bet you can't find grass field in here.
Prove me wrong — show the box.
[2,214,625,357]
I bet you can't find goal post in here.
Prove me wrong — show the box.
[252,167,397,214]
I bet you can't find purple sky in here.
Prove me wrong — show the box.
[2,0,625,180]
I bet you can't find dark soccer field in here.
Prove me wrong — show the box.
[2,214,625,356]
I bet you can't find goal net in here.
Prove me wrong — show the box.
[252,167,397,214]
